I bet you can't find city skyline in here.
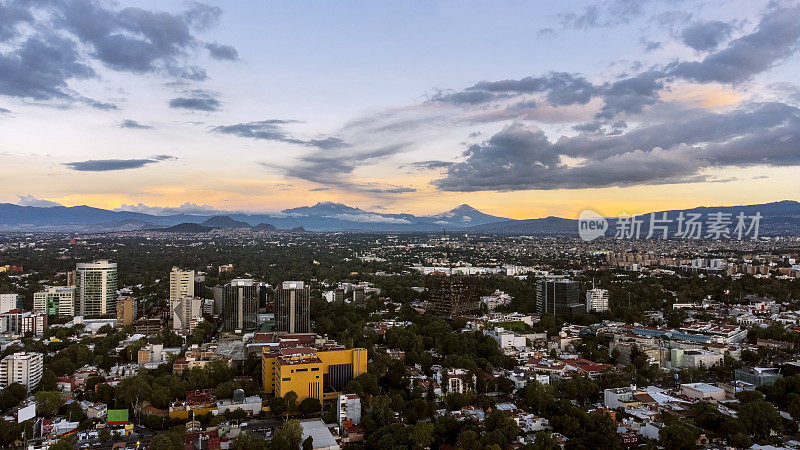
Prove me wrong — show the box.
[1,0,799,220]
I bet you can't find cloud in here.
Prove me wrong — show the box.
[680,20,734,51]
[363,186,417,194]
[64,155,176,171]
[669,4,800,83]
[434,102,800,191]
[169,90,220,111]
[16,194,62,207]
[0,1,237,105]
[119,119,153,129]
[559,0,649,29]
[0,107,10,114]
[205,43,239,61]
[327,213,411,224]
[114,202,219,215]
[406,160,453,170]
[212,120,350,149]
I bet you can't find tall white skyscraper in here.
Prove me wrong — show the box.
[0,352,44,392]
[169,267,195,302]
[0,294,18,314]
[76,260,118,317]
[586,288,610,313]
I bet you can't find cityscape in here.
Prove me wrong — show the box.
[1,1,800,450]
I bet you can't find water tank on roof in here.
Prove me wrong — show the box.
[233,388,245,403]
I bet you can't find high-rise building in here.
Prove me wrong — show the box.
[33,287,75,316]
[426,272,479,318]
[0,352,44,392]
[0,294,18,314]
[536,278,585,320]
[586,288,610,313]
[262,347,367,404]
[76,260,118,317]
[222,279,259,331]
[172,296,203,331]
[116,297,137,327]
[275,281,311,334]
[169,267,195,302]
[0,311,46,336]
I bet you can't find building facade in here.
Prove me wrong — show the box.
[536,278,585,320]
[0,294,18,314]
[275,281,311,334]
[76,260,118,317]
[116,297,137,327]
[0,352,44,392]
[262,347,368,404]
[222,279,259,331]
[34,287,75,316]
[169,267,195,302]
[0,311,47,336]
[426,273,479,318]
[586,288,610,313]
[172,296,203,331]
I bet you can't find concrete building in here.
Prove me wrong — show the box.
[275,281,311,334]
[536,278,585,320]
[115,297,136,327]
[681,349,723,369]
[0,311,47,336]
[0,352,44,392]
[586,288,609,313]
[172,296,203,332]
[337,393,361,428]
[34,287,75,316]
[487,327,527,349]
[262,347,368,404]
[299,419,340,450]
[222,279,259,332]
[426,272,479,318]
[76,260,118,317]
[0,294,18,314]
[680,383,726,401]
[481,290,512,311]
[169,267,195,302]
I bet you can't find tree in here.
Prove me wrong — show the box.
[302,436,314,450]
[39,369,58,391]
[531,431,561,450]
[48,440,73,450]
[738,399,782,438]
[730,433,751,448]
[274,420,302,449]
[659,418,699,450]
[149,433,180,450]
[233,431,268,449]
[34,391,64,417]
[0,383,27,412]
[298,398,320,417]
[284,391,298,413]
[99,428,111,443]
[409,421,434,449]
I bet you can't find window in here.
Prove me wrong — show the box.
[281,377,290,381]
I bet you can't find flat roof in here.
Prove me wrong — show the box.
[300,419,339,449]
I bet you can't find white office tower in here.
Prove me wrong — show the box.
[0,294,17,313]
[169,267,195,302]
[33,286,75,316]
[586,288,610,312]
[172,296,203,331]
[0,352,44,392]
[76,260,118,317]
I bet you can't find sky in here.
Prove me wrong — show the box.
[1,0,799,220]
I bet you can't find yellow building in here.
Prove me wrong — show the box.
[262,347,367,404]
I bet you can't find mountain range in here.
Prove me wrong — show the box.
[0,200,798,236]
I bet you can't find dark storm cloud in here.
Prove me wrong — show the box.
[274,144,407,186]
[205,43,239,61]
[680,20,734,51]
[466,72,598,106]
[64,155,176,172]
[169,90,221,111]
[596,70,664,118]
[212,120,350,150]
[434,102,800,191]
[669,4,800,83]
[119,119,153,129]
[0,1,237,105]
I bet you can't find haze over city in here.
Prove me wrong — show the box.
[1,0,799,219]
